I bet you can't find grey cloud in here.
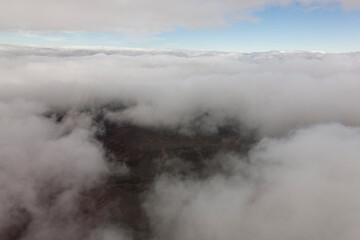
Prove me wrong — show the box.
[145,124,360,240]
[0,0,359,33]
[0,100,108,239]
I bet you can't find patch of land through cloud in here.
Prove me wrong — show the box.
[1,45,360,240]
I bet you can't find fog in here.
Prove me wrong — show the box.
[1,45,360,239]
[146,124,360,240]
[0,100,110,239]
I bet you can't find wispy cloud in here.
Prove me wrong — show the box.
[19,31,66,42]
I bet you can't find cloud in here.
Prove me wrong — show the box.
[19,31,66,42]
[145,124,360,240]
[1,45,360,136]
[2,45,360,239]
[0,0,359,33]
[0,100,108,239]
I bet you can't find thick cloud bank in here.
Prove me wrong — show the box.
[1,0,360,33]
[1,45,360,239]
[1,45,360,135]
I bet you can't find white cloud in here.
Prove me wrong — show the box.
[1,45,360,136]
[0,0,359,33]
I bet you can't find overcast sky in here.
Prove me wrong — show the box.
[0,0,359,52]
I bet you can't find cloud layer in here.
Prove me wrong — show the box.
[1,45,360,239]
[0,0,360,33]
[1,45,360,136]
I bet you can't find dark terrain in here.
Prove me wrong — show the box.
[1,112,254,240]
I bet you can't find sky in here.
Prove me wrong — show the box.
[0,1,359,52]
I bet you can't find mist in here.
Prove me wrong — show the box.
[0,100,111,239]
[146,124,360,240]
[1,45,360,239]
